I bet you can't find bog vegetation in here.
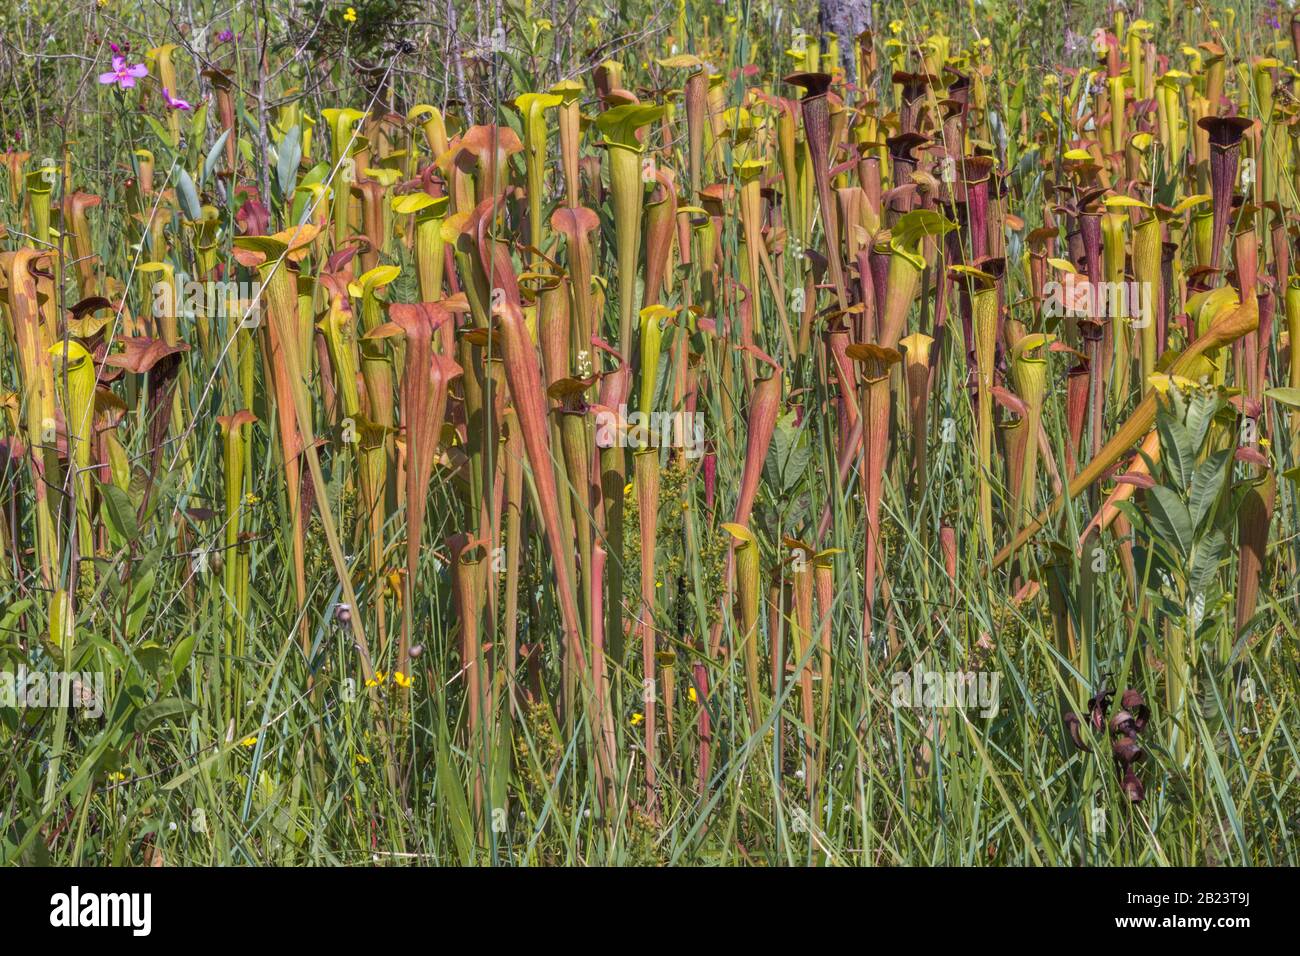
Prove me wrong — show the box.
[1,0,1299,865]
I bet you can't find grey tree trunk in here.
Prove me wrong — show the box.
[819,0,873,78]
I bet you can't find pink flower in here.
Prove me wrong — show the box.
[162,88,192,110]
[98,56,148,90]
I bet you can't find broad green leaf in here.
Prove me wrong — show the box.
[765,409,812,494]
[171,634,196,688]
[1265,387,1300,408]
[1156,413,1195,489]
[143,114,176,149]
[135,642,169,673]
[1189,447,1231,531]
[132,697,194,733]
[1145,485,1194,558]
[435,711,474,864]
[176,167,202,220]
[97,480,138,545]
[203,130,231,186]
[1189,527,1228,599]
[275,125,301,196]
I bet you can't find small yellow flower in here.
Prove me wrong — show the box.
[241,736,258,747]
[687,687,697,703]
[354,753,370,765]
[365,670,388,687]
[1260,437,1272,449]
[889,19,904,34]
[243,493,260,506]
[393,671,412,688]
[630,712,644,726]
[344,6,357,22]
[107,771,126,781]
[624,482,634,496]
